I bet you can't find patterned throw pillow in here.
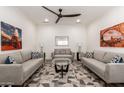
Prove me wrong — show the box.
[110,55,123,63]
[85,52,94,58]
[31,52,42,59]
[5,56,16,64]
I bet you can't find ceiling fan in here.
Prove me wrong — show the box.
[42,6,81,24]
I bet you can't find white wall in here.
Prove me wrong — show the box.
[0,7,37,54]
[3,6,122,57]
[36,24,87,59]
[87,7,124,53]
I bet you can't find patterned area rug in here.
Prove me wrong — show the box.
[23,61,124,87]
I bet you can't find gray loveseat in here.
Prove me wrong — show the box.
[81,50,124,84]
[51,48,74,61]
[0,50,44,86]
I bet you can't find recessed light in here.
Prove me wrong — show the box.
[76,19,81,23]
[44,18,49,23]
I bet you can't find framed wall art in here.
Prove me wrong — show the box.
[100,22,124,47]
[1,21,22,51]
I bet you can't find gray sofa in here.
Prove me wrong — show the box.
[0,50,44,86]
[81,50,124,84]
[51,48,74,61]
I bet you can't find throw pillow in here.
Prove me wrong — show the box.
[31,52,42,59]
[85,52,94,58]
[5,56,16,64]
[110,55,123,63]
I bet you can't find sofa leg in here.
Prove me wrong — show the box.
[1,85,5,87]
[12,85,23,87]
[8,85,12,87]
[105,82,112,87]
[0,84,12,87]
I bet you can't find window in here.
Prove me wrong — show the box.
[55,36,69,46]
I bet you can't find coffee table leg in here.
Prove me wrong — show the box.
[66,64,69,72]
[55,64,58,73]
[61,65,63,78]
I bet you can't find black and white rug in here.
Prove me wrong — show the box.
[23,61,124,87]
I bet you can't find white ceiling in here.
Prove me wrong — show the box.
[16,6,116,25]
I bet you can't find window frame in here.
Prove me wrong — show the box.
[55,36,69,46]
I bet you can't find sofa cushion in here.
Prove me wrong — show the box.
[21,50,31,62]
[54,55,72,58]
[102,52,118,63]
[22,58,43,81]
[0,52,23,64]
[94,50,106,62]
[60,49,66,54]
[54,49,60,54]
[82,57,106,77]
[54,49,71,55]
[65,49,71,55]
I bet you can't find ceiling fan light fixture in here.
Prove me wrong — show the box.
[44,18,49,23]
[42,6,81,24]
[76,19,81,23]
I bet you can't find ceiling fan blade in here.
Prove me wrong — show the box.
[62,14,81,17]
[42,6,58,16]
[56,17,61,23]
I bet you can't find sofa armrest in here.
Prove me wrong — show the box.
[0,64,23,85]
[72,52,75,57]
[105,63,124,83]
[71,52,75,61]
[80,52,85,57]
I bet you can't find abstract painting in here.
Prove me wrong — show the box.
[1,21,22,51]
[100,22,124,47]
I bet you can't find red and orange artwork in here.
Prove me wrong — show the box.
[1,21,22,51]
[100,22,124,47]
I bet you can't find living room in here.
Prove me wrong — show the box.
[1,0,124,90]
